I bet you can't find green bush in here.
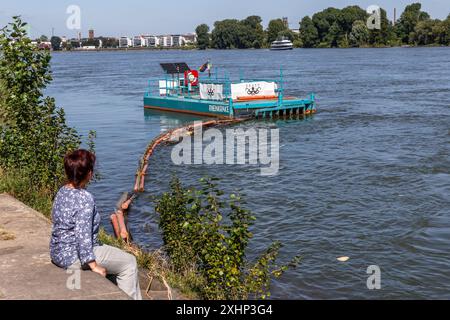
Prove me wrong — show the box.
[156,177,300,300]
[0,167,53,216]
[0,17,87,193]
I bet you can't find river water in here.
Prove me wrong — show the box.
[47,48,450,299]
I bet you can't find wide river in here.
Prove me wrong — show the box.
[48,48,450,299]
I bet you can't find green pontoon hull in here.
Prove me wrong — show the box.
[144,94,316,119]
[144,95,231,117]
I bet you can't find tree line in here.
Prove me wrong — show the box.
[196,3,450,49]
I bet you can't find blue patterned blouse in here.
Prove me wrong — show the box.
[50,186,101,268]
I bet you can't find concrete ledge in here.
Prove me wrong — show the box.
[0,194,130,300]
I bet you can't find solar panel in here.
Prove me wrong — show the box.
[160,62,190,74]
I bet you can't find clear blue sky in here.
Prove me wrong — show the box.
[0,0,448,38]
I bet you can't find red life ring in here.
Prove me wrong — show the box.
[184,70,199,86]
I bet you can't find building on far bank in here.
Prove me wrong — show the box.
[81,45,97,50]
[119,36,133,48]
[183,33,197,45]
[133,36,143,47]
[30,41,52,50]
[158,35,173,47]
[172,35,185,47]
[145,35,159,47]
[53,31,196,50]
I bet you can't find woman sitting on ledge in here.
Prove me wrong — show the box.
[50,149,142,300]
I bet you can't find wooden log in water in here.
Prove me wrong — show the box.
[114,118,248,239]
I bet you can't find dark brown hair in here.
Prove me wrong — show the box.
[64,150,96,188]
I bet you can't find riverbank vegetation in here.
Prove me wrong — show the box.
[0,16,83,200]
[156,177,299,299]
[100,176,300,300]
[195,2,450,49]
[0,16,197,298]
[0,17,190,298]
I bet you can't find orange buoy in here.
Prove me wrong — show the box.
[110,214,121,238]
[116,211,129,241]
[139,173,146,192]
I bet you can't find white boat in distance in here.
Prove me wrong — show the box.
[270,37,294,51]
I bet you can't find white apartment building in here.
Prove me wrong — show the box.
[172,35,185,47]
[183,33,197,45]
[143,36,159,47]
[119,37,133,48]
[118,33,196,48]
[133,36,143,47]
[158,35,173,47]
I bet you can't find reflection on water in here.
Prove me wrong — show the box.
[47,48,450,299]
[144,109,203,132]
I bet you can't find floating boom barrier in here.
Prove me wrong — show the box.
[110,118,247,241]
[110,107,317,241]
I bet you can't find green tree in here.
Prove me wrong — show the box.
[50,36,61,50]
[338,5,368,34]
[311,6,369,48]
[299,16,319,48]
[442,14,450,45]
[241,16,265,48]
[312,7,341,45]
[156,177,300,300]
[369,8,397,46]
[98,37,119,48]
[235,24,255,49]
[267,19,288,43]
[211,19,240,49]
[195,24,210,50]
[411,19,440,45]
[292,38,303,48]
[432,14,450,45]
[325,21,344,47]
[61,41,71,51]
[277,29,296,42]
[0,17,83,190]
[82,38,100,47]
[211,17,265,49]
[396,3,430,44]
[39,34,48,42]
[0,81,6,125]
[349,20,370,47]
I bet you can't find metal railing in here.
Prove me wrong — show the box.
[145,67,287,104]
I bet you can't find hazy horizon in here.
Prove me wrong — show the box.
[0,0,448,39]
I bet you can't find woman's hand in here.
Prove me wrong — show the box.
[88,261,107,277]
[92,266,107,277]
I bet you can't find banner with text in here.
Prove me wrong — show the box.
[231,81,278,100]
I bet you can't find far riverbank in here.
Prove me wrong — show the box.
[50,44,449,53]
